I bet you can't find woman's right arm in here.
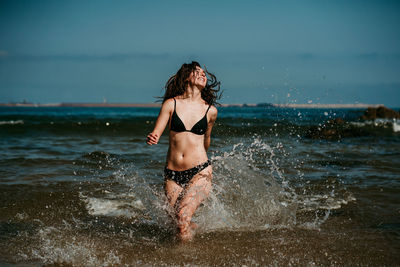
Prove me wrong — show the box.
[146,99,173,145]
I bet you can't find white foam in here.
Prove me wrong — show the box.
[351,119,399,131]
[299,210,331,230]
[350,120,387,127]
[393,121,400,132]
[30,226,122,266]
[298,193,356,211]
[0,120,24,125]
[80,192,145,218]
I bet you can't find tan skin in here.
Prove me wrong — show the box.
[146,66,218,241]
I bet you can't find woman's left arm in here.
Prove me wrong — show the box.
[204,106,218,151]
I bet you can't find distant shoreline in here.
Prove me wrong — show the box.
[0,102,385,108]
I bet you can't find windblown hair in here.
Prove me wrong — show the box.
[162,61,221,105]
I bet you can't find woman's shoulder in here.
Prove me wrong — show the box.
[164,97,175,104]
[207,104,218,118]
[161,98,175,111]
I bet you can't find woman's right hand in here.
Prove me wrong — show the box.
[146,132,159,145]
[146,99,173,146]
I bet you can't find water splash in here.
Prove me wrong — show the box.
[77,136,355,234]
[18,221,122,267]
[196,136,298,231]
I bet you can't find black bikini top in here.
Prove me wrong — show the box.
[170,98,211,135]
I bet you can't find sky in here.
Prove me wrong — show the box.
[0,0,399,106]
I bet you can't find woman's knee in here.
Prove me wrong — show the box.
[177,208,191,226]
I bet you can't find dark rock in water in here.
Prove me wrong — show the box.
[256,103,274,107]
[305,121,367,140]
[326,118,345,125]
[305,106,399,140]
[360,106,400,120]
[306,117,369,140]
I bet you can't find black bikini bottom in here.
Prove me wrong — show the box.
[164,160,211,186]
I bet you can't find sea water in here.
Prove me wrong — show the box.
[0,106,399,266]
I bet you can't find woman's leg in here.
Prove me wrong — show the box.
[175,166,212,241]
[164,179,184,209]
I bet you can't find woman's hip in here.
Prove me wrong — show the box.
[164,160,212,187]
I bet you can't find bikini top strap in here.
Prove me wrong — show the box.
[205,103,212,114]
[173,97,176,111]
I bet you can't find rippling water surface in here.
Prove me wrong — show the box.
[0,106,399,266]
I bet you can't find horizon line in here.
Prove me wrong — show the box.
[0,102,388,109]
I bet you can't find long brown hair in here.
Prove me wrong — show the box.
[162,61,221,105]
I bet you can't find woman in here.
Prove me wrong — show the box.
[146,61,220,241]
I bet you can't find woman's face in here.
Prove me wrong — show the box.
[188,66,207,89]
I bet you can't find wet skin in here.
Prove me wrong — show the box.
[147,67,218,241]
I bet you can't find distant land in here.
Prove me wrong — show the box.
[0,102,385,108]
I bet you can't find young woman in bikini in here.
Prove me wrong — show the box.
[146,61,220,241]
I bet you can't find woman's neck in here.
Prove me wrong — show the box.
[182,85,202,102]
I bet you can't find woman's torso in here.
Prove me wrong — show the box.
[166,98,210,170]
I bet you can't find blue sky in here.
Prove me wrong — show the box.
[0,0,399,106]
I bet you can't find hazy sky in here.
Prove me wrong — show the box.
[0,0,399,106]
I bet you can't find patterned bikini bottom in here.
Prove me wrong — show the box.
[164,160,211,186]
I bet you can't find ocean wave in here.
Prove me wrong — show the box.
[0,120,24,125]
[1,118,398,139]
[393,121,400,132]
[80,192,146,218]
[0,105,398,139]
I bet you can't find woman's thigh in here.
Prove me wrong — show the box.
[165,179,183,208]
[177,165,213,214]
